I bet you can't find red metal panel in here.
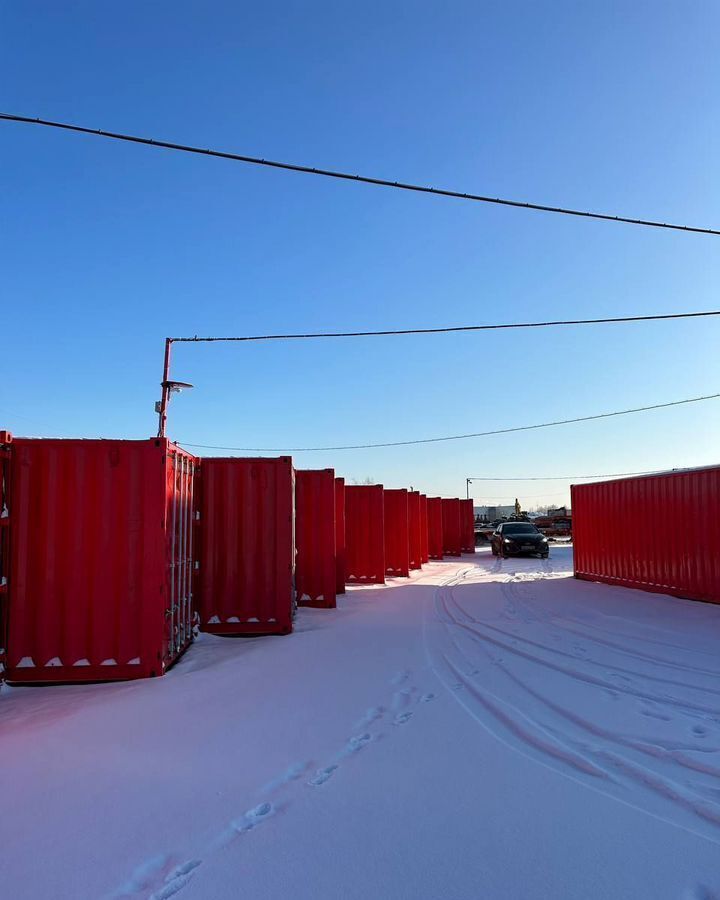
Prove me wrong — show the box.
[460,498,476,553]
[441,498,462,557]
[427,497,444,560]
[408,490,422,570]
[419,494,429,563]
[295,468,336,609]
[345,485,385,584]
[0,431,11,680]
[383,489,410,577]
[573,466,720,605]
[4,437,195,684]
[335,477,346,595]
[196,457,295,634]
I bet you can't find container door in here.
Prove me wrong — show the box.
[0,431,10,680]
[166,449,196,663]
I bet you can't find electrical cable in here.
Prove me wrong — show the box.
[178,390,720,453]
[2,111,718,236]
[467,470,656,481]
[167,310,720,343]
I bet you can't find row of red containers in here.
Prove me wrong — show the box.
[0,435,475,685]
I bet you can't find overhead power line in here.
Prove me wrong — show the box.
[474,491,571,499]
[179,390,719,453]
[467,471,656,480]
[168,310,720,344]
[2,111,719,236]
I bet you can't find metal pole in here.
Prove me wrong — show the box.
[466,478,470,499]
[157,338,173,438]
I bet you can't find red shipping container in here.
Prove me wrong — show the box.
[0,431,11,680]
[345,485,385,584]
[408,490,423,570]
[4,436,196,684]
[196,457,295,634]
[442,498,462,557]
[419,494,429,563]
[573,467,720,605]
[383,489,410,577]
[335,477,346,595]
[460,498,476,553]
[427,497,444,560]
[295,468,336,609]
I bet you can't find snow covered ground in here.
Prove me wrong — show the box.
[2,545,720,900]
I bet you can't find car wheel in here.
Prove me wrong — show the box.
[491,545,498,556]
[501,549,509,559]
[541,552,549,559]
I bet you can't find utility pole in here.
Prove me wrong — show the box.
[155,337,194,438]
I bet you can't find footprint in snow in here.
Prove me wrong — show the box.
[231,802,275,834]
[345,732,373,754]
[149,861,203,900]
[165,860,203,882]
[390,670,411,686]
[692,725,708,738]
[308,765,339,786]
[113,855,171,896]
[393,711,413,726]
[149,878,193,900]
[419,692,436,703]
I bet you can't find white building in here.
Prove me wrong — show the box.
[474,504,515,521]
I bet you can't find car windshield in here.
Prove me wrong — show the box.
[503,524,538,535]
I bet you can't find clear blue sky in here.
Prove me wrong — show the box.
[3,1,719,506]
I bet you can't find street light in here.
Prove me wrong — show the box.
[156,338,194,438]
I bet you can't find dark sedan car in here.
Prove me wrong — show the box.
[491,522,549,559]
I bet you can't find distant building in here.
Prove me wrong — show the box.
[547,506,570,517]
[474,504,515,521]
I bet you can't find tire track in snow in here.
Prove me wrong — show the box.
[423,555,720,844]
[506,565,720,666]
[499,575,720,683]
[444,595,720,717]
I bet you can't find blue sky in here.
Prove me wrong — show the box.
[3,1,719,506]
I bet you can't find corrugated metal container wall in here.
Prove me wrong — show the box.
[345,485,385,584]
[427,497,444,560]
[295,468,336,609]
[572,467,720,605]
[419,494,429,563]
[383,489,410,577]
[408,491,423,570]
[335,477,346,595]
[196,457,295,634]
[5,437,195,684]
[0,431,10,680]
[460,499,476,553]
[441,498,462,557]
